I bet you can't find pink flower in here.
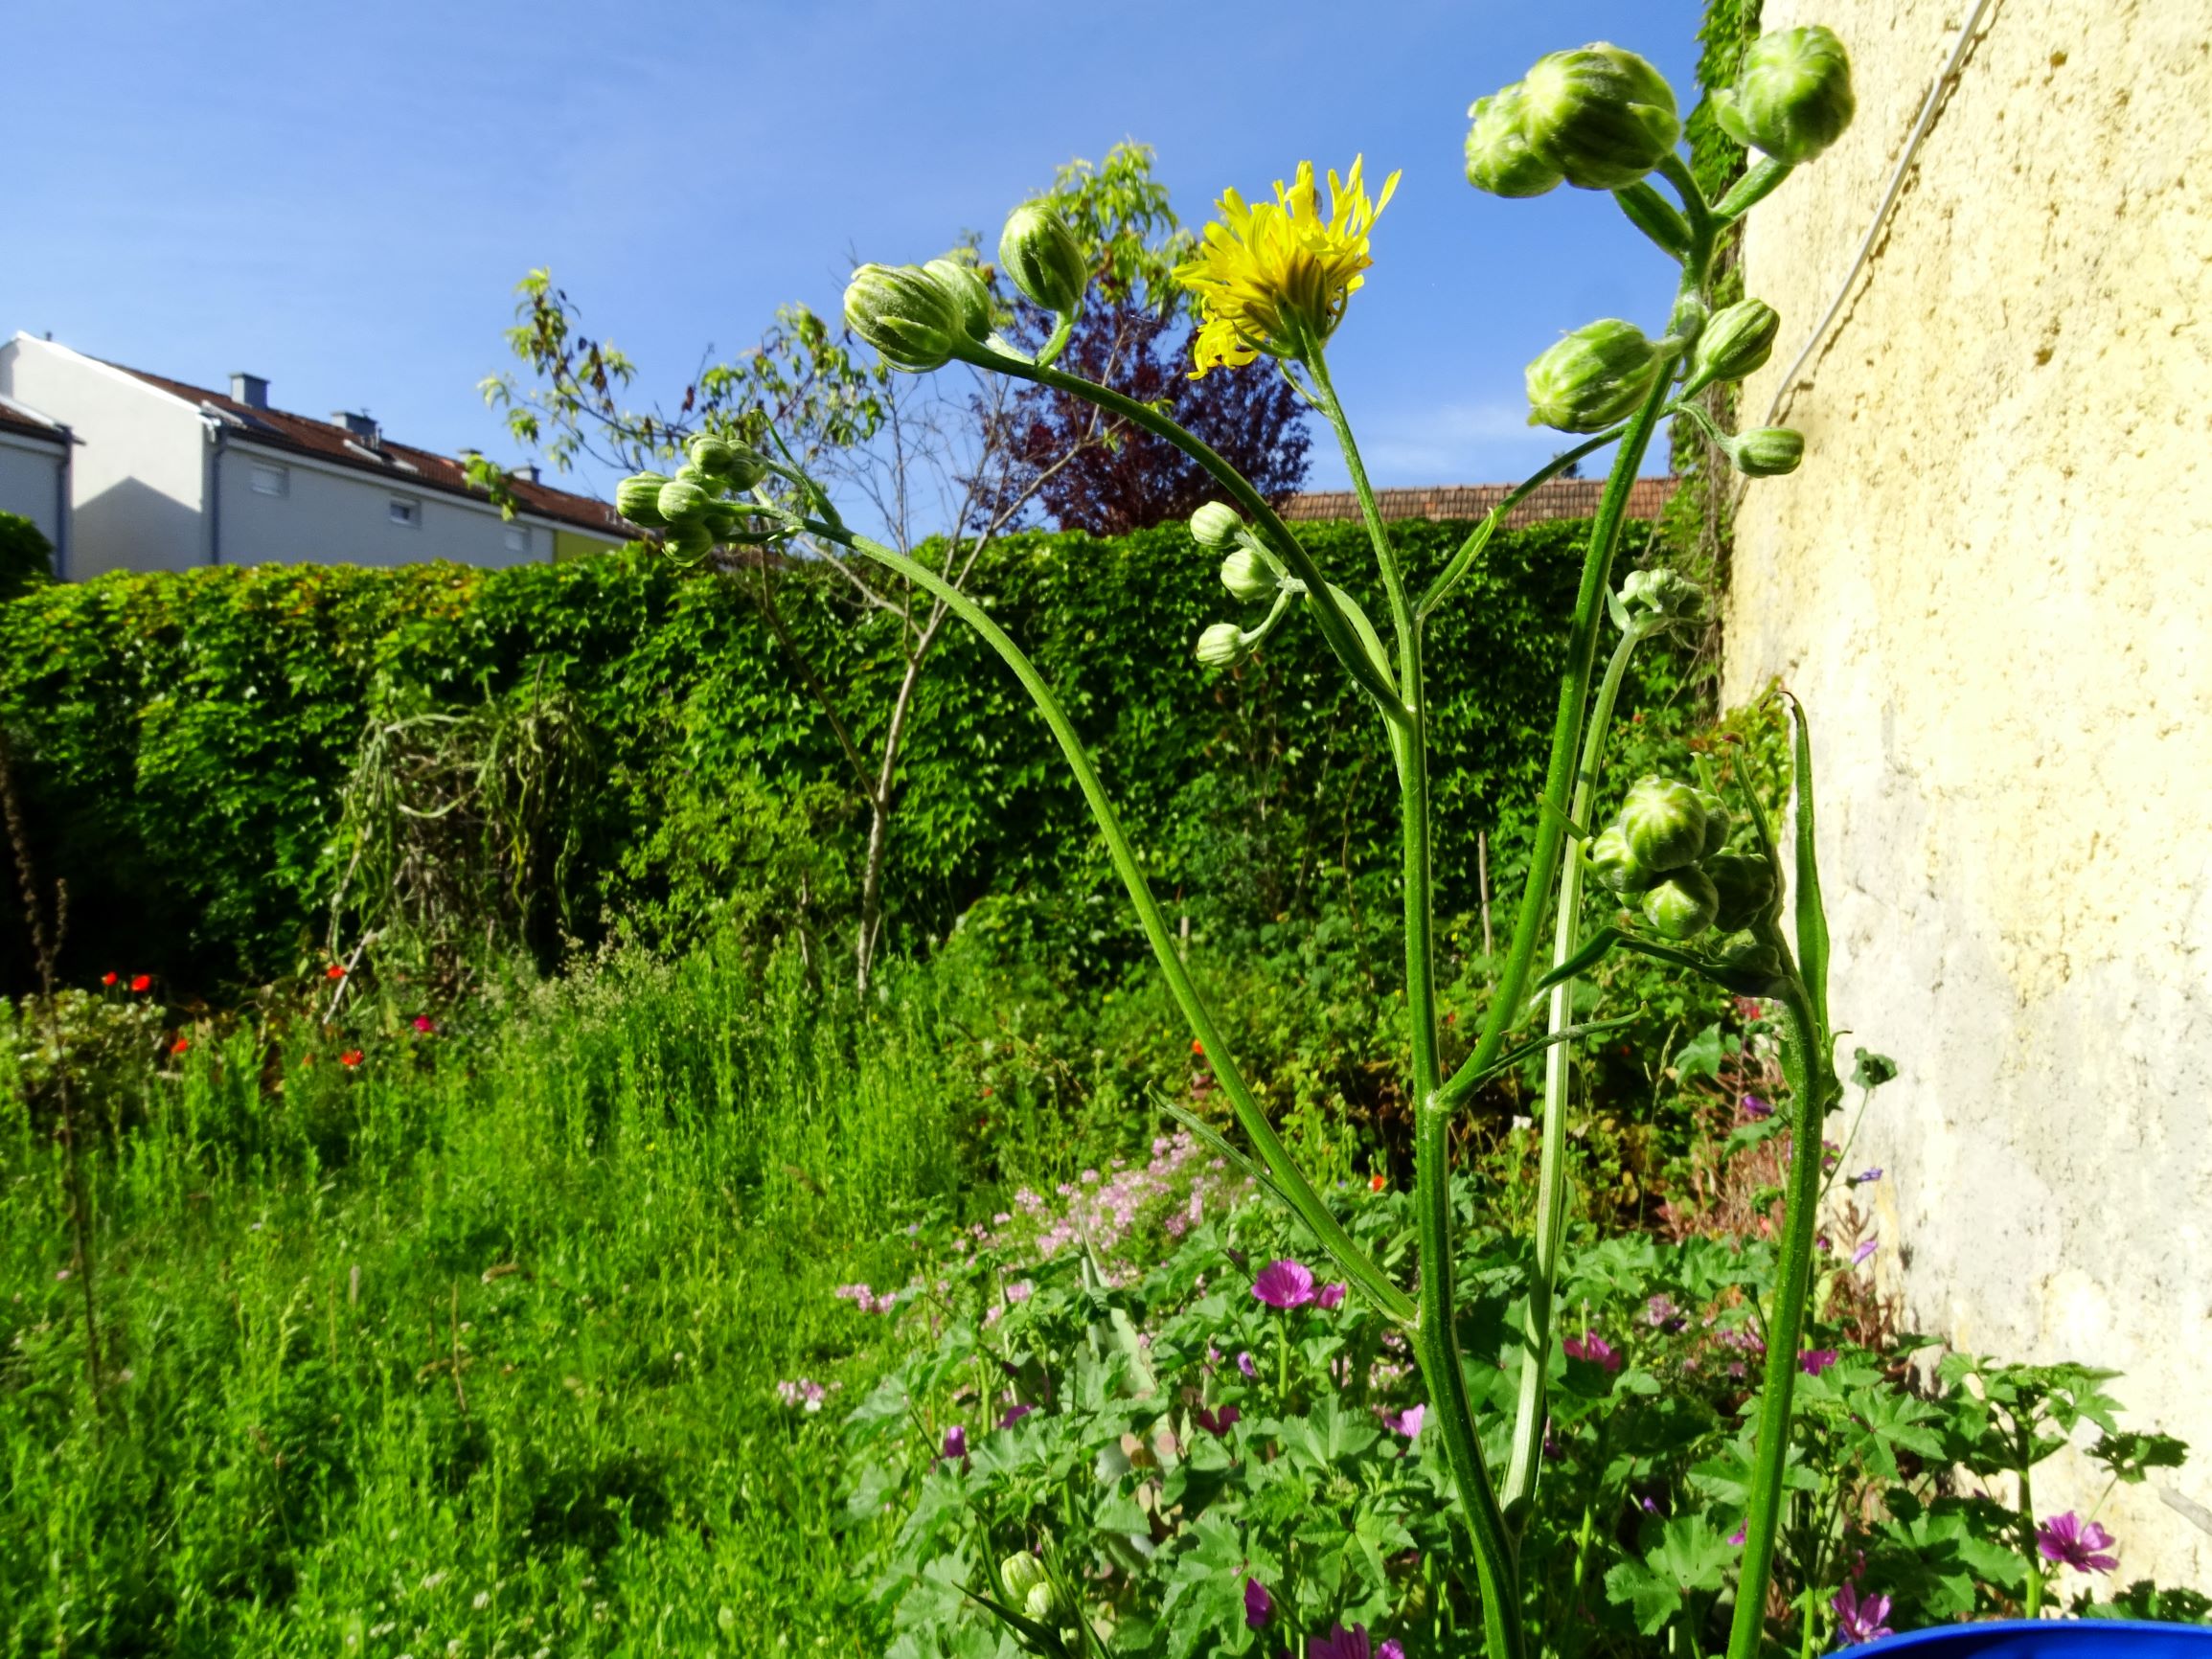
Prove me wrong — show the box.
[1739,1093,1772,1121]
[1378,1644,1404,1659]
[1800,1349,1839,1375]
[1317,1282,1347,1310]
[1563,1333,1622,1373]
[2038,1511,2120,1573]
[1309,1624,1373,1659]
[1832,1582,1893,1645]
[1244,1577,1273,1629]
[942,1424,968,1462]
[412,1014,436,1034]
[1852,1239,1879,1266]
[1237,1351,1257,1379]
[998,1403,1035,1429]
[1385,1404,1425,1442]
[1728,1523,1747,1545]
[1253,1260,1317,1309]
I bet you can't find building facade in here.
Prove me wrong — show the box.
[0,395,69,570]
[0,334,627,578]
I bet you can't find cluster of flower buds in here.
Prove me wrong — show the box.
[1466,43,1679,198]
[615,432,771,557]
[1190,502,1291,668]
[1586,775,1775,943]
[843,201,1090,375]
[999,1551,1060,1624]
[1616,566,1705,625]
[1713,26,1857,167]
[1526,319,1667,434]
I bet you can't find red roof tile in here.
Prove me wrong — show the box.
[111,365,630,540]
[1280,475,1677,529]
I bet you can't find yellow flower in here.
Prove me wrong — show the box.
[1175,156,1401,378]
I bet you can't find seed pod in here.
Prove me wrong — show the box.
[1526,320,1666,434]
[1619,775,1707,873]
[615,472,672,528]
[1715,26,1856,167]
[924,257,994,345]
[1196,621,1248,669]
[1619,567,1704,622]
[1726,426,1805,477]
[1465,83,1563,198]
[998,200,1089,315]
[1220,547,1275,604]
[1642,866,1720,940]
[656,478,709,524]
[1703,848,1777,934]
[1687,298,1780,389]
[1586,822,1658,896]
[1694,789,1732,858]
[1190,502,1244,549]
[844,261,968,373]
[1521,43,1681,191]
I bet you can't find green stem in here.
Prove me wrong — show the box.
[1418,426,1630,621]
[1309,344,1527,1659]
[2018,1424,2044,1617]
[1724,968,1835,1659]
[1277,1309,1290,1406]
[796,519,1414,1327]
[1501,620,1651,1519]
[999,359,1405,716]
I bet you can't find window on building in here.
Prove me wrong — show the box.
[389,496,420,528]
[249,463,288,498]
[503,523,531,557]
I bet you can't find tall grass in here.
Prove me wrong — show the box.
[0,940,976,1656]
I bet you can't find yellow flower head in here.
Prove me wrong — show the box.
[1175,156,1401,378]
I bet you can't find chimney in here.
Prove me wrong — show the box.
[230,372,269,409]
[513,462,540,485]
[333,411,379,445]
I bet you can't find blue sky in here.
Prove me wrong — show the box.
[7,0,1701,507]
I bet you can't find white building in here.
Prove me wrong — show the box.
[0,333,628,578]
[0,392,69,572]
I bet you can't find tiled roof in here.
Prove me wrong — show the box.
[111,365,629,540]
[0,395,67,446]
[1280,475,1677,528]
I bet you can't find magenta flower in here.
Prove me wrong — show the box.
[1318,1282,1348,1310]
[1237,1351,1258,1379]
[1728,1523,1747,1545]
[1852,1239,1879,1267]
[1832,1582,1894,1645]
[1740,1093,1773,1121]
[1853,1167,1883,1185]
[1194,1403,1242,1437]
[1385,1403,1425,1442]
[1564,1333,1622,1372]
[1244,1577,1274,1629]
[1309,1624,1372,1659]
[942,1424,968,1462]
[1799,1349,1839,1375]
[998,1403,1036,1429]
[1254,1260,1317,1309]
[1378,1644,1404,1659]
[2038,1511,2120,1573]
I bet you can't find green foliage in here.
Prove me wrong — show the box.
[0,511,54,603]
[0,518,1689,997]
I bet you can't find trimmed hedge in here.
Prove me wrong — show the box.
[0,519,1683,995]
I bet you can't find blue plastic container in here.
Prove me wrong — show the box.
[1853,1623,2212,1659]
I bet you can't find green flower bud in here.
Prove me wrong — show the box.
[924,257,994,345]
[1586,822,1658,896]
[1642,866,1720,940]
[1196,622,1248,669]
[1465,84,1563,198]
[1220,547,1275,604]
[656,478,710,523]
[664,518,716,560]
[1521,43,1681,191]
[1714,931,1783,983]
[615,472,672,528]
[1001,1551,1054,1620]
[1714,26,1856,166]
[1702,848,1777,934]
[844,262,968,373]
[998,201,1089,315]
[686,434,770,491]
[1693,790,1732,859]
[1619,567,1704,622]
[1619,775,1707,873]
[1527,320,1666,434]
[1190,502,1244,549]
[1686,298,1780,390]
[1725,426,1805,478]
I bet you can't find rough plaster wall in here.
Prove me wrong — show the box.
[1724,0,2212,1587]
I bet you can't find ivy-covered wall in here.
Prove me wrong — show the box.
[0,519,1687,996]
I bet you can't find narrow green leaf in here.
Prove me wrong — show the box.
[1787,695,1831,1034]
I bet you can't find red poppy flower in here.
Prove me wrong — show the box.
[1369,1172,1387,1193]
[325,964,347,981]
[339,1049,364,1068]
[171,1037,190,1057]
[1191,1038,1205,1057]
[101,972,119,988]
[129,974,151,994]
[411,1014,435,1034]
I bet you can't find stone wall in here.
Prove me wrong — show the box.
[1724,0,2212,1588]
